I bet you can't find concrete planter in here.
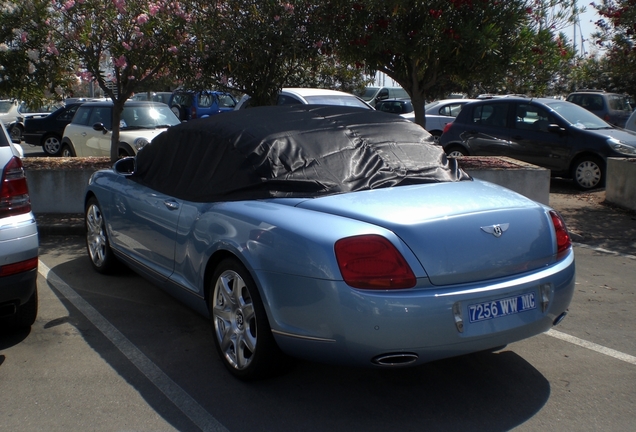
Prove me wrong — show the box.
[458,156,550,205]
[606,158,636,212]
[23,157,112,214]
[22,156,550,214]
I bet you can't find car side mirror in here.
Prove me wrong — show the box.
[113,156,135,175]
[547,124,565,134]
[92,123,108,134]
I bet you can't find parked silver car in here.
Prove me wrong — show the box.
[0,125,39,329]
[566,90,632,128]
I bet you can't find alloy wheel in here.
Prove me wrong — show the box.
[212,269,257,371]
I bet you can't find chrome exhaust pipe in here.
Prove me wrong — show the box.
[553,311,567,326]
[372,353,419,366]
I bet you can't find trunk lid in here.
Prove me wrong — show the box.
[296,180,555,286]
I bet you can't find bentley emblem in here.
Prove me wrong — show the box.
[481,223,510,238]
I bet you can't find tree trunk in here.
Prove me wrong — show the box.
[110,101,125,162]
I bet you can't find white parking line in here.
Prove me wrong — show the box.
[39,262,229,432]
[546,329,636,365]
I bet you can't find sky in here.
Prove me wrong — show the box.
[574,1,602,56]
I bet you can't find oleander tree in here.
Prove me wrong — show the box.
[0,0,77,104]
[48,0,198,161]
[189,0,367,106]
[322,0,581,128]
[592,0,636,98]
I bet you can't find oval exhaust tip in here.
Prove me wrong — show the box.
[372,353,419,367]
[553,311,567,326]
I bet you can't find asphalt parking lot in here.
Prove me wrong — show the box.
[1,235,634,432]
[2,149,636,430]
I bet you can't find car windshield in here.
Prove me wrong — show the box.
[546,101,612,130]
[424,101,441,111]
[303,95,371,109]
[354,87,380,101]
[120,105,181,129]
[0,101,13,113]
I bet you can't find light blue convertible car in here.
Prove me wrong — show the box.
[84,105,575,380]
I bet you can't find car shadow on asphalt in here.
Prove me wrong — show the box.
[38,255,552,432]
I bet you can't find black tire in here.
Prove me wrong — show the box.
[6,285,38,329]
[118,143,134,158]
[446,145,468,158]
[571,156,604,190]
[42,134,63,156]
[429,130,443,144]
[9,124,22,143]
[210,258,292,380]
[85,197,118,274]
[61,143,75,157]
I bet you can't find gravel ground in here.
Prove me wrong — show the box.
[549,178,636,256]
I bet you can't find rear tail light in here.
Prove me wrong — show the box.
[549,210,571,258]
[334,235,416,289]
[442,123,453,134]
[191,106,197,119]
[0,257,38,277]
[0,156,31,218]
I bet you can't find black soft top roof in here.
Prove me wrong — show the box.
[131,105,469,202]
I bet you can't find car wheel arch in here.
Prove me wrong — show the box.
[445,143,469,157]
[60,138,76,157]
[203,249,261,310]
[118,142,135,157]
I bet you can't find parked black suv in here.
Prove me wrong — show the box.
[566,90,632,128]
[439,97,636,190]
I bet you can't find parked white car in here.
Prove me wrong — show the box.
[61,100,180,157]
[0,124,39,329]
[376,98,476,143]
[235,88,372,110]
[424,99,477,141]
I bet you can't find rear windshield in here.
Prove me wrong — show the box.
[303,95,371,109]
[608,95,632,111]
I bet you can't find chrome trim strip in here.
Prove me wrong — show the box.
[435,250,574,297]
[271,329,336,343]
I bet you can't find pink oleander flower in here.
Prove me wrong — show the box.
[122,41,132,51]
[168,46,178,54]
[137,13,148,25]
[149,3,161,16]
[112,0,125,14]
[63,0,75,11]
[21,32,28,43]
[114,55,127,68]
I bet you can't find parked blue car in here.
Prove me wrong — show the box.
[168,89,237,121]
[84,105,575,380]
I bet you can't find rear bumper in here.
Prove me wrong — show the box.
[0,213,39,308]
[0,269,37,314]
[261,250,575,367]
[22,132,42,146]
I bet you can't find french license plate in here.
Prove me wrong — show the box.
[468,292,536,323]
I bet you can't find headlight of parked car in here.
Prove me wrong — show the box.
[608,138,636,156]
[134,137,150,151]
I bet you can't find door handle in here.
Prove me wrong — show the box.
[164,200,180,210]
